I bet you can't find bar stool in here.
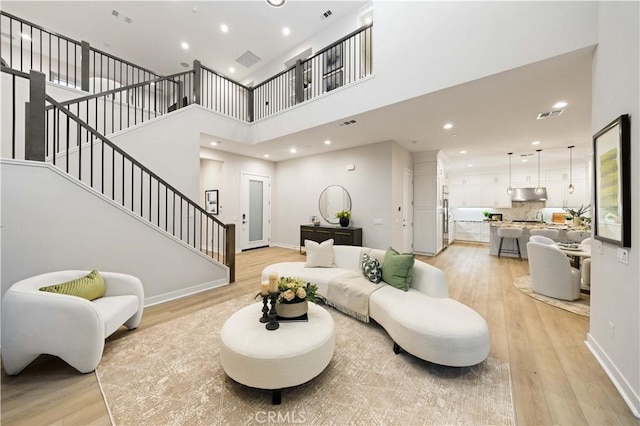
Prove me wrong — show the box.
[497,227,524,260]
[529,229,560,241]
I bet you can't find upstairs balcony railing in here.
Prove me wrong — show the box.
[2,11,372,124]
[1,11,162,92]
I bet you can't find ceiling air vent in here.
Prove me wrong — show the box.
[111,9,119,17]
[236,50,261,68]
[537,109,564,120]
[337,119,357,127]
[321,10,333,20]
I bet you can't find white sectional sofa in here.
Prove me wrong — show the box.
[262,245,490,367]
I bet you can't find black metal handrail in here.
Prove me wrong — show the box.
[3,11,373,125]
[44,93,235,278]
[198,63,251,122]
[44,70,193,137]
[1,11,83,88]
[251,24,373,121]
[1,11,165,93]
[1,66,30,159]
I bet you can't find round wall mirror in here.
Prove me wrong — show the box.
[318,185,351,224]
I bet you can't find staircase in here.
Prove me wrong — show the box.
[1,11,373,290]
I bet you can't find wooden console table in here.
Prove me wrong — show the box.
[300,225,363,254]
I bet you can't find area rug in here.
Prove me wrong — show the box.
[96,294,514,425]
[513,275,590,317]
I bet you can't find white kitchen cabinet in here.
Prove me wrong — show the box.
[449,174,482,207]
[481,174,511,208]
[414,208,436,254]
[545,167,589,208]
[454,221,488,243]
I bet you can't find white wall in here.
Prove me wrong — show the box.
[271,141,402,250]
[246,1,598,144]
[587,1,640,417]
[108,107,203,201]
[199,147,275,250]
[0,160,228,304]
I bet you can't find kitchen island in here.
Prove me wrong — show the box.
[488,222,588,259]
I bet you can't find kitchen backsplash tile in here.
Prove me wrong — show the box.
[452,203,569,222]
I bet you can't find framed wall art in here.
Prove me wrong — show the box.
[205,189,219,215]
[592,114,631,247]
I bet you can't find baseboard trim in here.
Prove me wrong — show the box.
[144,279,229,307]
[270,243,299,251]
[585,333,640,418]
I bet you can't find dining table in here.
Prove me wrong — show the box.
[557,243,591,269]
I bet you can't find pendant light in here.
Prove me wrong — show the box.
[506,152,513,195]
[535,149,543,194]
[568,145,575,194]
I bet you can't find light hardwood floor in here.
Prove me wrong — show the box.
[2,243,638,425]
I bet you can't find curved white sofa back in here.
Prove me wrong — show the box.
[299,245,448,299]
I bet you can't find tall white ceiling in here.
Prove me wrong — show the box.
[1,1,594,172]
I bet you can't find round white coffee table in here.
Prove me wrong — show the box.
[220,302,335,404]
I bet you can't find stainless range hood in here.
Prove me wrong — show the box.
[511,187,548,202]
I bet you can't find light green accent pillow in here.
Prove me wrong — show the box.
[381,247,414,291]
[39,270,106,301]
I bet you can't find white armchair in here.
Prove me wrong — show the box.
[527,242,581,301]
[1,270,144,375]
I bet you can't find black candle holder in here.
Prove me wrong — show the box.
[266,292,279,330]
[259,295,269,323]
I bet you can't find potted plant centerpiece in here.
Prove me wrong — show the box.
[336,210,351,227]
[563,204,591,227]
[277,277,318,318]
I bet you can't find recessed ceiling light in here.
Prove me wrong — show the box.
[553,101,568,109]
[220,24,229,33]
[263,154,270,158]
[289,148,297,154]
[191,6,198,13]
[181,42,189,50]
[324,140,331,145]
[531,141,540,145]
[522,159,528,163]
[460,150,467,154]
[266,0,286,8]
[282,27,291,36]
[20,33,31,41]
[443,123,453,130]
[228,67,235,73]
[467,164,473,167]
[210,141,220,146]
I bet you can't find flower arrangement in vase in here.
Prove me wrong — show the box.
[276,277,318,318]
[335,210,351,227]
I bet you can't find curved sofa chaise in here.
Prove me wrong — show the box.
[1,270,144,375]
[262,245,489,367]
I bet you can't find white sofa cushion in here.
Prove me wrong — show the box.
[93,295,141,337]
[262,262,351,297]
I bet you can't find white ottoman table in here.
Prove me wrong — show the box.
[220,302,335,404]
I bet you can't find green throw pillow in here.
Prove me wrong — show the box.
[361,253,382,284]
[381,247,414,291]
[39,270,106,301]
